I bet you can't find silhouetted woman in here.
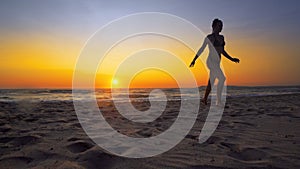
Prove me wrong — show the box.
[190,18,240,105]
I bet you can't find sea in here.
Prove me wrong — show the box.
[0,86,299,103]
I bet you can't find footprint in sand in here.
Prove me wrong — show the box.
[10,135,41,146]
[0,156,33,168]
[228,147,268,162]
[66,141,94,153]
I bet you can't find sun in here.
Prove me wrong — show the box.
[112,79,119,86]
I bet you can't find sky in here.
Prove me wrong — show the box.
[1,0,300,88]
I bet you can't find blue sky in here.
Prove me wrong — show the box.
[1,0,299,40]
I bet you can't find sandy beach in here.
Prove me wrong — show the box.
[0,93,299,169]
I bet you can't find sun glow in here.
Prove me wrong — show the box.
[111,79,119,86]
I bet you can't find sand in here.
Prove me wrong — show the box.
[0,94,299,169]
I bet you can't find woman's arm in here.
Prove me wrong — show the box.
[222,49,240,63]
[190,38,208,67]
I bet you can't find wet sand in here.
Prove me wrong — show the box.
[0,94,299,169]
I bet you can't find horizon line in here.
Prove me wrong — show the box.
[1,84,299,90]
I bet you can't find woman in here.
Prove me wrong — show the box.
[190,18,240,105]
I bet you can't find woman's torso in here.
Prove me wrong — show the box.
[206,33,225,68]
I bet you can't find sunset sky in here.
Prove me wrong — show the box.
[1,0,300,88]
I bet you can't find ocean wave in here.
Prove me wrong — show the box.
[0,86,299,102]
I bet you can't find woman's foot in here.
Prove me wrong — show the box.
[200,98,208,105]
[216,101,225,107]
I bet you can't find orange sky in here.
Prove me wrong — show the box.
[1,32,299,89]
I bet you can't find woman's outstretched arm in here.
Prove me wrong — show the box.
[222,49,240,63]
[190,38,208,67]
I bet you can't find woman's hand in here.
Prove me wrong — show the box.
[189,60,196,67]
[232,58,240,63]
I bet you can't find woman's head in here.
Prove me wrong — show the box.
[212,18,223,33]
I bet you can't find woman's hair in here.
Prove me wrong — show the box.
[212,18,223,28]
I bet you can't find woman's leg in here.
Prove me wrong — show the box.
[203,66,225,105]
[202,73,216,105]
[216,68,226,105]
[202,79,211,104]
